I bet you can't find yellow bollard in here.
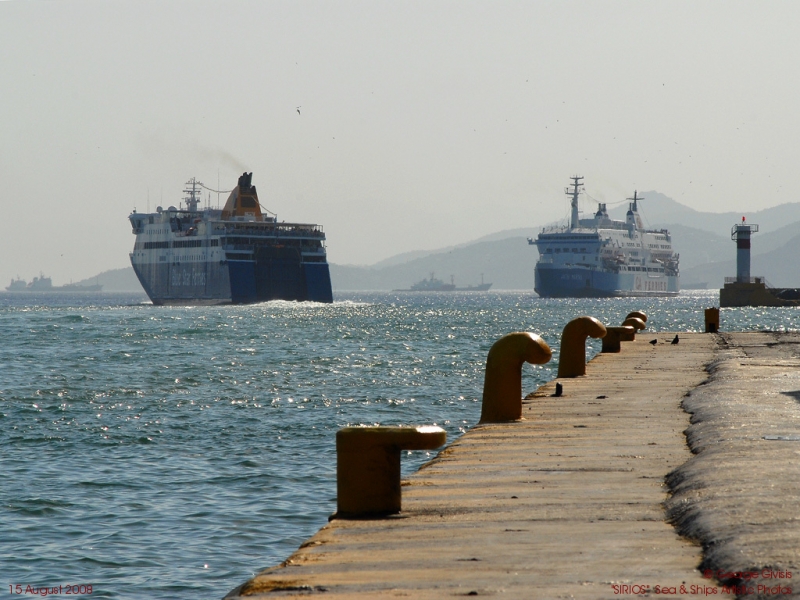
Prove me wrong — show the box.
[625,311,647,323]
[479,332,552,423]
[620,317,646,340]
[601,325,636,353]
[335,425,446,518]
[557,316,607,378]
[705,307,720,333]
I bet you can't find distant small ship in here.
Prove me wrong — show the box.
[5,274,102,292]
[394,273,492,292]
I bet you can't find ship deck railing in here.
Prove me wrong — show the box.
[219,222,325,237]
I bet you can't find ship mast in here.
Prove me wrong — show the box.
[566,175,584,230]
[626,190,644,230]
[183,177,203,213]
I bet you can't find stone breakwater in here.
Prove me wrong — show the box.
[666,332,800,599]
[226,332,800,599]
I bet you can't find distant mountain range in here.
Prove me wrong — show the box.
[77,191,800,292]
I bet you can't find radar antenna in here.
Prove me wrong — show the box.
[626,190,643,212]
[183,178,203,213]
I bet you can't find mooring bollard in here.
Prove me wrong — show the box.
[479,332,552,423]
[335,425,446,518]
[620,317,646,340]
[705,307,720,333]
[557,316,607,378]
[601,325,636,353]
[625,311,647,323]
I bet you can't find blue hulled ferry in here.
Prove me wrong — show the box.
[529,176,679,298]
[129,173,333,305]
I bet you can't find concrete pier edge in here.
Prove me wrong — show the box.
[665,332,800,597]
[226,332,800,599]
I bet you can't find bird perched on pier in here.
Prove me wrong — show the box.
[649,339,658,345]
[671,334,679,345]
[554,382,563,397]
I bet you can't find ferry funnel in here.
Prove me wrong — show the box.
[731,218,759,283]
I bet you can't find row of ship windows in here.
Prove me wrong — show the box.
[547,248,657,259]
[172,255,206,261]
[623,267,666,273]
[623,242,670,250]
[131,253,211,261]
[139,240,220,249]
[138,238,322,250]
[546,241,666,250]
[226,237,323,247]
[151,255,208,262]
[135,253,329,264]
[547,248,589,253]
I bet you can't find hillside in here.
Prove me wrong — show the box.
[74,267,144,292]
[610,191,800,235]
[681,230,800,288]
[332,237,536,291]
[660,224,729,273]
[78,192,800,293]
[332,195,800,290]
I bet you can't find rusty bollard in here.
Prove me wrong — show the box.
[335,426,446,518]
[625,311,647,324]
[601,325,636,353]
[705,307,720,333]
[479,332,552,423]
[557,316,607,378]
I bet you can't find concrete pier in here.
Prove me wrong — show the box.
[226,332,800,599]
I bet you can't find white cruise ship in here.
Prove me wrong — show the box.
[529,176,679,297]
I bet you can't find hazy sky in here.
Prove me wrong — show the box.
[2,0,800,284]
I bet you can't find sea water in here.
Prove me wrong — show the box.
[2,290,800,599]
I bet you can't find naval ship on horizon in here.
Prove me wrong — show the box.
[394,273,493,292]
[128,173,333,305]
[529,176,679,298]
[6,274,102,292]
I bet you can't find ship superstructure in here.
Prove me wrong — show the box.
[529,176,679,297]
[129,173,333,305]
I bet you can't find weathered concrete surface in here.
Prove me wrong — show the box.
[667,332,800,598]
[227,333,718,599]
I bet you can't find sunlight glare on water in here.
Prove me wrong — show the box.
[3,289,800,598]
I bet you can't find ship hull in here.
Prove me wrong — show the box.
[535,265,679,298]
[131,257,333,305]
[531,179,680,299]
[129,174,333,306]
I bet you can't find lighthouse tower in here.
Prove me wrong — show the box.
[721,217,800,307]
[731,218,759,283]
